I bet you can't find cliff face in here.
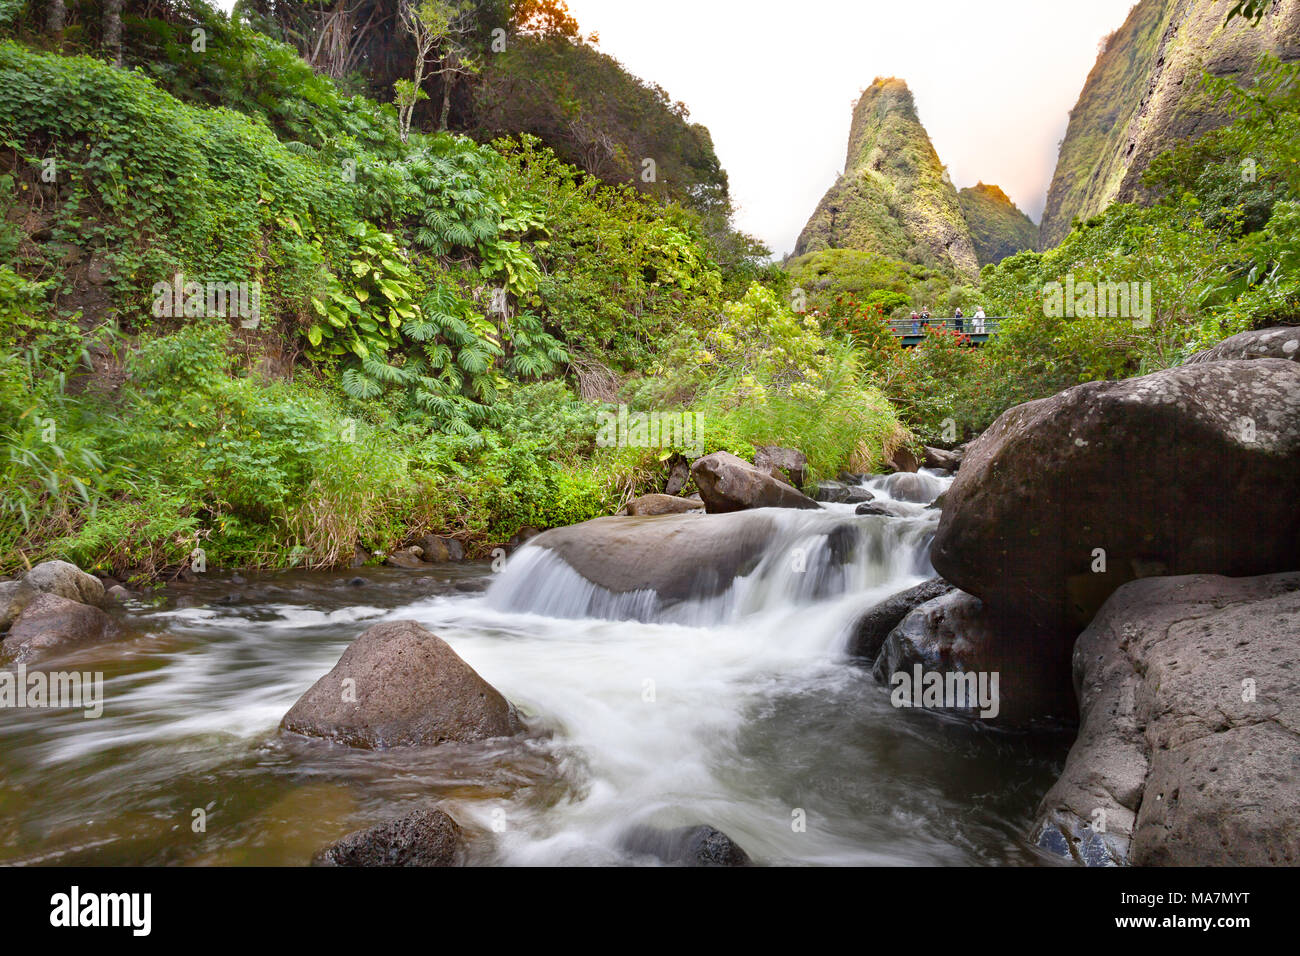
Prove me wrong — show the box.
[794,77,980,277]
[1040,0,1300,248]
[958,182,1039,266]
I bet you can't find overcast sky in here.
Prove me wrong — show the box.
[215,0,1139,256]
[563,0,1140,256]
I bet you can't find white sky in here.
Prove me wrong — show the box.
[215,0,1140,256]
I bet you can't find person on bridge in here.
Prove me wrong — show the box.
[973,307,986,334]
[910,310,920,335]
[953,306,964,333]
[920,308,931,330]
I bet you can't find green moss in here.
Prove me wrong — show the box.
[958,182,1038,266]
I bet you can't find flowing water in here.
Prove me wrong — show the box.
[0,471,1071,866]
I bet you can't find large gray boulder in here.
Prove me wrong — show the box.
[871,589,1075,726]
[23,560,105,607]
[1,594,123,663]
[1185,326,1300,364]
[922,445,963,470]
[281,620,523,748]
[522,512,778,602]
[932,359,1300,629]
[1032,572,1300,866]
[313,808,464,866]
[690,451,820,513]
[0,579,38,631]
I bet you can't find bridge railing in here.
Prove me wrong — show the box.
[885,318,1002,336]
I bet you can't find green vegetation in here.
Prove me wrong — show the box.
[958,183,1038,267]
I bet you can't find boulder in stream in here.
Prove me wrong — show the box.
[1031,572,1300,866]
[22,560,106,607]
[844,577,954,661]
[871,589,1076,727]
[313,807,464,867]
[620,824,753,866]
[932,359,1300,630]
[2,593,123,663]
[280,620,523,748]
[418,535,465,563]
[754,445,808,490]
[691,451,820,513]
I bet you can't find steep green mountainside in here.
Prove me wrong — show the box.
[958,182,1038,266]
[470,34,731,221]
[794,77,979,278]
[1040,0,1300,248]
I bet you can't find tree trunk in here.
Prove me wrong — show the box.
[103,0,124,66]
[439,76,453,131]
[47,0,65,36]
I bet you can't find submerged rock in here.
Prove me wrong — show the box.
[313,808,464,867]
[691,451,820,513]
[2,594,123,663]
[620,824,752,866]
[932,359,1300,629]
[1031,572,1300,866]
[880,471,943,504]
[385,546,425,569]
[814,480,851,503]
[280,620,523,748]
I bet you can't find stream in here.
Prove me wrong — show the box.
[0,471,1071,865]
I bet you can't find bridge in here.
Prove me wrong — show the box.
[884,317,1003,347]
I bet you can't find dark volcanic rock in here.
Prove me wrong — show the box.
[844,577,954,661]
[931,359,1300,629]
[281,620,522,748]
[313,808,464,867]
[623,493,701,516]
[620,824,752,866]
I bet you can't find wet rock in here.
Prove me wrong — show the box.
[350,546,370,568]
[346,577,367,587]
[854,502,890,516]
[1185,325,1300,364]
[419,535,466,563]
[453,580,487,593]
[280,619,523,748]
[2,594,124,664]
[105,584,132,603]
[881,471,944,504]
[814,480,851,503]
[691,451,820,513]
[932,359,1300,630]
[22,560,105,607]
[871,590,1076,726]
[523,512,778,602]
[313,808,464,867]
[837,471,868,483]
[1031,572,1300,866]
[754,445,808,490]
[844,487,874,504]
[844,577,954,661]
[624,493,702,516]
[922,445,963,470]
[385,546,425,569]
[620,824,752,866]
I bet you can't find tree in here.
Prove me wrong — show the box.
[46,0,65,37]
[395,0,450,142]
[103,0,123,66]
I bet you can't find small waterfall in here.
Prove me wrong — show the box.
[486,471,952,629]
